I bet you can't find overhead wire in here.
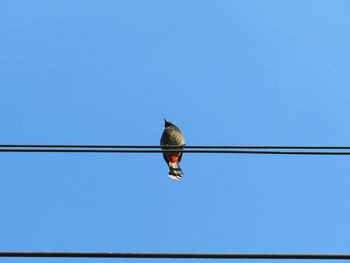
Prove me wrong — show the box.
[1,148,350,155]
[0,251,350,260]
[1,144,350,149]
[0,144,349,155]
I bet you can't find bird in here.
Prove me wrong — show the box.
[160,119,185,180]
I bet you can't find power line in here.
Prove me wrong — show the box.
[1,144,350,155]
[1,144,350,149]
[0,251,350,260]
[0,148,350,155]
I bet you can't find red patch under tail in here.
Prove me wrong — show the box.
[168,155,179,163]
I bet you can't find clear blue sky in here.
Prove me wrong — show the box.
[1,1,350,263]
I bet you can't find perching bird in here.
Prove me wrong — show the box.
[160,119,185,180]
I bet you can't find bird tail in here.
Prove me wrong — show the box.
[168,162,183,180]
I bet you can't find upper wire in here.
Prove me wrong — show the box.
[0,251,350,260]
[1,144,350,149]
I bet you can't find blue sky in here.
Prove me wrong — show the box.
[1,0,350,263]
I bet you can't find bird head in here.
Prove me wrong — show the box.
[164,119,173,127]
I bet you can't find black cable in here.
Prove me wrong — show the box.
[1,144,350,149]
[0,251,350,260]
[0,149,350,155]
